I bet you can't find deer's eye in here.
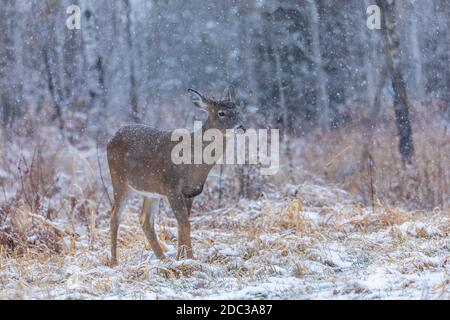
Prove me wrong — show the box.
[218,111,226,117]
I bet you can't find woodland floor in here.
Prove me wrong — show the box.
[0,182,448,299]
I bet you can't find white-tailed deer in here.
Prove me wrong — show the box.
[107,86,244,265]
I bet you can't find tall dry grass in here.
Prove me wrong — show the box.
[289,98,450,211]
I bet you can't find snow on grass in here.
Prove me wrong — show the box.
[0,182,448,299]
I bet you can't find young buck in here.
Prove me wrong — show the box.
[107,86,244,265]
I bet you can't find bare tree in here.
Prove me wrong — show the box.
[43,48,64,129]
[42,2,65,129]
[0,0,20,134]
[82,2,110,131]
[401,1,425,103]
[377,0,415,165]
[308,0,330,127]
[124,0,139,123]
[62,0,83,107]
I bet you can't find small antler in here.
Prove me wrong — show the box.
[187,88,203,98]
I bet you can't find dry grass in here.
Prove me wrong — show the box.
[0,181,447,299]
[291,99,450,211]
[0,200,67,255]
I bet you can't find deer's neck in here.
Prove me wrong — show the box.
[191,116,226,167]
[197,116,223,134]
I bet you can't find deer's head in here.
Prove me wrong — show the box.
[188,86,245,133]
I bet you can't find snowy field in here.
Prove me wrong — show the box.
[1,0,449,302]
[1,182,448,300]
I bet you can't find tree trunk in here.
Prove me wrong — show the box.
[268,12,293,176]
[63,0,83,106]
[124,0,139,123]
[0,0,19,133]
[407,1,425,103]
[309,0,330,128]
[377,0,415,165]
[43,48,64,129]
[42,3,65,129]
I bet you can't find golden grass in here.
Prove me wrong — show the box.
[0,187,448,299]
[287,101,450,211]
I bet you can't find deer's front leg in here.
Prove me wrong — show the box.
[184,196,193,217]
[168,193,194,260]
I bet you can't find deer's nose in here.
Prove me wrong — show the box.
[235,124,246,134]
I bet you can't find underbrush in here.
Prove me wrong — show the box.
[291,98,450,211]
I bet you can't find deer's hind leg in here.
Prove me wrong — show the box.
[110,190,128,266]
[108,153,128,266]
[140,197,165,259]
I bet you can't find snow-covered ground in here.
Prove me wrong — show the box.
[0,182,448,299]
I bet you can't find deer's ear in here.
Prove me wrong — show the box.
[188,89,207,109]
[227,86,236,103]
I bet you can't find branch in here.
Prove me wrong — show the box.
[294,42,323,67]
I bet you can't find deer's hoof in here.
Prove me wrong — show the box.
[108,257,118,267]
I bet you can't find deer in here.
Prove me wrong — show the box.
[106,86,244,266]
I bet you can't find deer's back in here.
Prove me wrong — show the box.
[107,125,175,192]
[108,124,212,197]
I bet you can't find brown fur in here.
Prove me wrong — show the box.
[107,87,242,265]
